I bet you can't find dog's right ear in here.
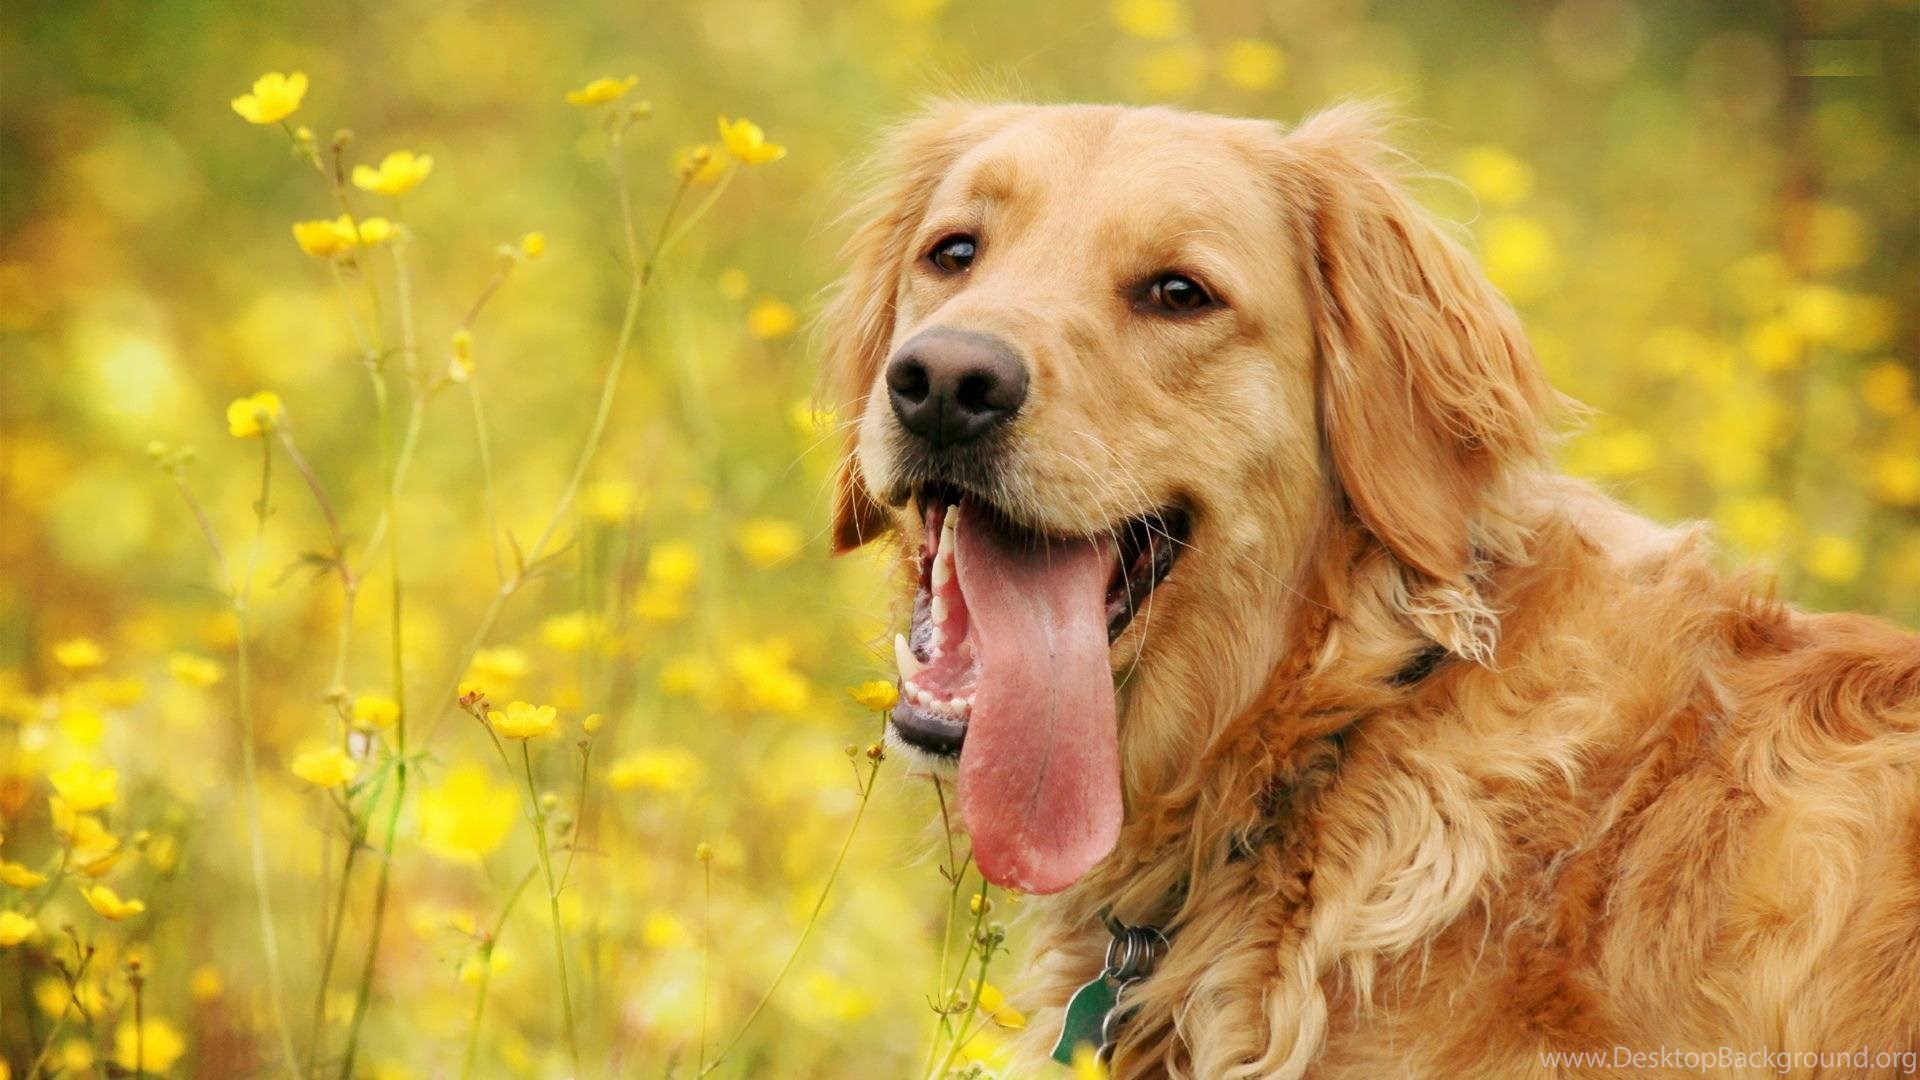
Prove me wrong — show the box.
[818,102,1029,554]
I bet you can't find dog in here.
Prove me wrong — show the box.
[818,102,1920,1078]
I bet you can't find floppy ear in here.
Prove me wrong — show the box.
[1275,104,1557,588]
[817,102,1030,554]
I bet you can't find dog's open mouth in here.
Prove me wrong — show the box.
[889,485,1188,893]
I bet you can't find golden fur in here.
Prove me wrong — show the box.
[820,102,1920,1077]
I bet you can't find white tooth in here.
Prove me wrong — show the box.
[932,626,946,649]
[916,689,937,707]
[894,633,926,681]
[944,504,959,530]
[931,552,952,587]
[931,595,948,624]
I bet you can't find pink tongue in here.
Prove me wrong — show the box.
[953,505,1121,894]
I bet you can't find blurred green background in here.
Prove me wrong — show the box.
[1,0,1915,1076]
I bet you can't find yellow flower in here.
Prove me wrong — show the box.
[1804,534,1862,585]
[231,71,308,124]
[1071,1042,1109,1080]
[565,75,638,106]
[447,328,475,382]
[488,700,557,740]
[114,1017,187,1073]
[190,965,225,1001]
[734,518,803,567]
[1860,361,1913,417]
[459,945,513,986]
[975,980,1027,1029]
[291,746,358,789]
[520,232,546,259]
[848,681,899,712]
[226,391,284,438]
[717,116,786,164]
[292,218,352,258]
[647,541,700,588]
[1218,39,1286,91]
[583,480,638,523]
[1455,145,1536,207]
[0,861,48,888]
[606,747,704,793]
[291,215,391,258]
[50,798,120,868]
[350,695,400,730]
[82,884,146,921]
[695,841,714,862]
[673,144,728,184]
[52,637,105,671]
[49,762,118,812]
[418,761,516,861]
[1872,453,1920,507]
[167,652,223,687]
[1480,214,1558,301]
[641,912,691,949]
[352,150,434,196]
[581,712,603,735]
[1110,0,1188,38]
[467,647,530,689]
[728,639,808,714]
[0,911,38,946]
[746,297,798,340]
[540,612,595,653]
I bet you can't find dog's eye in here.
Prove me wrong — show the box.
[1145,273,1213,313]
[928,234,977,274]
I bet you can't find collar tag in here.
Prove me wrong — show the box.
[1049,916,1167,1065]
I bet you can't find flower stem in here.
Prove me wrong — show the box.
[521,741,581,1071]
[461,865,540,1080]
[234,434,301,1079]
[927,878,996,1080]
[700,754,883,1076]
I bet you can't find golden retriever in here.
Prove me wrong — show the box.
[819,102,1920,1078]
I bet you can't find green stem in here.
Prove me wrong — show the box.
[235,434,301,1079]
[522,741,580,1071]
[696,853,713,1076]
[700,755,883,1076]
[305,765,388,1075]
[461,866,541,1080]
[927,879,995,1080]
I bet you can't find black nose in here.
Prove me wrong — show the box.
[885,329,1029,450]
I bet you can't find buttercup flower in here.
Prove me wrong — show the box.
[0,911,37,946]
[746,297,798,340]
[114,1017,187,1073]
[352,150,434,196]
[975,980,1027,1029]
[231,71,308,124]
[717,115,786,164]
[488,700,558,740]
[0,861,48,888]
[292,215,393,258]
[52,637,105,671]
[350,695,400,730]
[565,75,639,106]
[226,391,284,438]
[520,231,546,259]
[849,680,900,713]
[673,144,728,184]
[82,884,147,921]
[734,517,803,567]
[606,747,703,792]
[291,746,357,789]
[49,762,118,811]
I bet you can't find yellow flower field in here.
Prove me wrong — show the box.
[0,1,1913,1077]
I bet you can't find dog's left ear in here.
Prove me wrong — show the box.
[817,102,1032,554]
[1274,104,1558,592]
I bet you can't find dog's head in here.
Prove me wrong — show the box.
[820,103,1555,894]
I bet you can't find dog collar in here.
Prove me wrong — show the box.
[1050,911,1169,1065]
